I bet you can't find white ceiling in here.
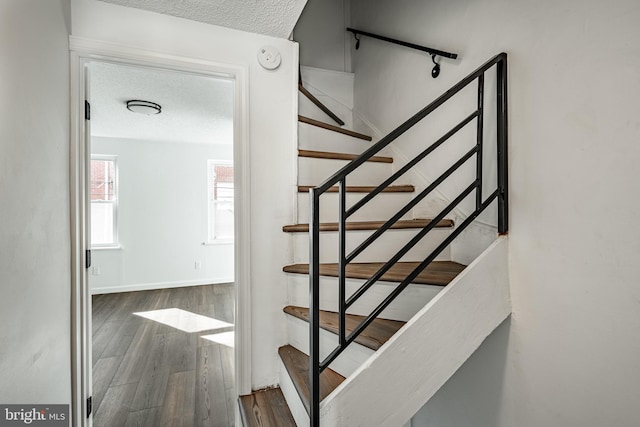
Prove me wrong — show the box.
[98,0,308,38]
[90,61,234,144]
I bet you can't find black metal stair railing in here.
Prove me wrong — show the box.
[307,53,508,426]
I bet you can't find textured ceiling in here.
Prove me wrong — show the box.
[99,0,308,38]
[90,61,234,144]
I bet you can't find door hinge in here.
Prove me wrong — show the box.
[86,396,92,418]
[85,100,91,120]
[85,250,91,268]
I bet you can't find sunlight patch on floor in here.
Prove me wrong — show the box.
[201,331,235,348]
[134,308,233,333]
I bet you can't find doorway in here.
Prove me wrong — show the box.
[87,61,236,425]
[71,46,251,426]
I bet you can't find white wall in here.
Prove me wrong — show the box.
[90,137,234,293]
[351,0,640,425]
[294,0,351,72]
[349,2,500,226]
[72,0,298,389]
[0,0,71,404]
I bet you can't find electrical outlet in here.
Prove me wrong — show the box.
[92,266,101,276]
[194,261,201,270]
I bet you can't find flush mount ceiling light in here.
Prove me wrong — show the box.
[126,100,161,115]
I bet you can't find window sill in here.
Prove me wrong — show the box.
[202,240,234,246]
[91,245,122,251]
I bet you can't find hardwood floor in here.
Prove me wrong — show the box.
[92,284,235,427]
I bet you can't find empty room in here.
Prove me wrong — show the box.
[87,61,237,426]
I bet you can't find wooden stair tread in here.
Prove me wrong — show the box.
[298,115,372,141]
[283,261,466,286]
[298,149,393,163]
[284,306,406,351]
[297,184,414,193]
[278,345,345,415]
[282,218,454,233]
[238,387,296,427]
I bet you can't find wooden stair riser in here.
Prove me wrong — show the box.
[278,357,311,427]
[298,157,395,187]
[285,274,443,322]
[285,314,374,379]
[299,120,373,153]
[291,227,452,264]
[297,192,419,225]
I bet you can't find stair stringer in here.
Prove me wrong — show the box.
[319,236,511,427]
[278,356,310,427]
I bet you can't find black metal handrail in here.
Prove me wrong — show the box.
[347,28,458,59]
[347,27,459,78]
[308,53,508,426]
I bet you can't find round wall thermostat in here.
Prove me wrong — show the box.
[258,46,282,70]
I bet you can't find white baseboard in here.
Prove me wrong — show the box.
[91,277,234,294]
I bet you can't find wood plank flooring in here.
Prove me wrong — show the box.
[92,284,235,427]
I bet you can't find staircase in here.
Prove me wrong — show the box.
[240,54,511,426]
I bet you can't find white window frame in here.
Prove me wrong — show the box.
[90,154,119,249]
[207,159,234,244]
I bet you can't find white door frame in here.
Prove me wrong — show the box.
[69,37,252,426]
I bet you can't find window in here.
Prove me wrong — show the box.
[208,160,234,242]
[91,156,118,247]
